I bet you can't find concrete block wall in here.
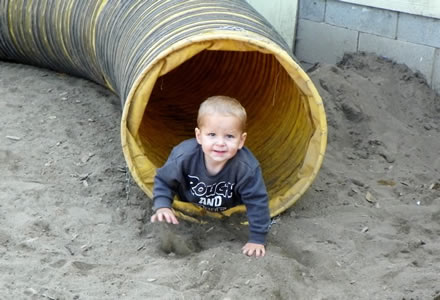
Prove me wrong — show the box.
[295,0,440,93]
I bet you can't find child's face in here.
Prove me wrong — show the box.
[195,113,247,167]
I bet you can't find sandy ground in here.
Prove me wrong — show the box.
[1,52,440,300]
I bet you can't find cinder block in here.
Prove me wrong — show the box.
[326,0,397,38]
[432,50,440,93]
[295,19,358,65]
[398,13,440,48]
[298,0,326,22]
[359,32,435,84]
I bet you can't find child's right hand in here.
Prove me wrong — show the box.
[242,242,266,257]
[150,207,179,224]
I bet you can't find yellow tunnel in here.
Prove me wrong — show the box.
[0,0,327,220]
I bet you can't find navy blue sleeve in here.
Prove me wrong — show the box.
[238,166,271,245]
[152,156,181,211]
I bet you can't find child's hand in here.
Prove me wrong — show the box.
[150,208,179,224]
[242,242,265,257]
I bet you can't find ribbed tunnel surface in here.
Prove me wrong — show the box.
[141,50,313,200]
[0,0,327,220]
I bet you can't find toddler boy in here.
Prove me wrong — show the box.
[151,95,270,257]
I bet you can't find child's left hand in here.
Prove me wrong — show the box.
[242,242,266,257]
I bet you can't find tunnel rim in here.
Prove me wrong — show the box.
[120,30,327,221]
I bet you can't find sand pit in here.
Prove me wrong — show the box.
[1,52,439,299]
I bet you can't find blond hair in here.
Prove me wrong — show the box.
[197,96,247,131]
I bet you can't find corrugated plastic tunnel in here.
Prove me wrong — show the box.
[0,0,327,221]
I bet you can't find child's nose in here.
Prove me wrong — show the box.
[216,137,226,145]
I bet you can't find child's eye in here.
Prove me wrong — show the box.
[207,133,216,137]
[226,134,235,139]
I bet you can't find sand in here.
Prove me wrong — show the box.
[1,52,439,299]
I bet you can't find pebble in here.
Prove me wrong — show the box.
[198,260,209,266]
[380,152,395,163]
[424,124,432,130]
[351,179,365,187]
[365,192,376,203]
[24,288,38,295]
[348,188,359,197]
[6,135,21,141]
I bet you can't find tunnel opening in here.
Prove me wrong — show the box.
[122,39,325,219]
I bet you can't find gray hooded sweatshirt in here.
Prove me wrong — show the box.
[153,138,270,244]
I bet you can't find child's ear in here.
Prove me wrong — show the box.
[195,127,202,144]
[239,132,247,149]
